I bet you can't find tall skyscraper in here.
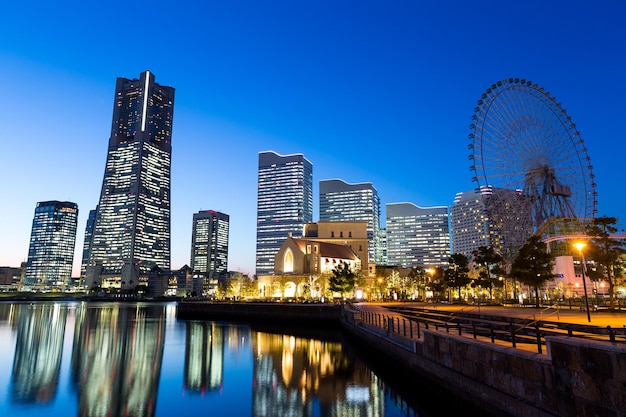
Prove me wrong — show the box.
[319,179,380,265]
[191,210,230,281]
[256,151,313,277]
[450,188,493,258]
[86,71,175,289]
[386,202,450,268]
[23,201,78,290]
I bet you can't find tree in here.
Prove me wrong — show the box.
[408,267,429,300]
[472,246,505,302]
[510,235,556,307]
[328,262,358,299]
[444,253,471,302]
[586,216,626,310]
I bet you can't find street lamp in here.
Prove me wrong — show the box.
[573,242,591,322]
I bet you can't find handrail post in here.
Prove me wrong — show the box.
[490,325,495,343]
[608,326,615,343]
[510,323,516,348]
[535,322,542,354]
[472,323,477,339]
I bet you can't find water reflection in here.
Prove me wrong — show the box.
[184,322,224,394]
[0,302,460,417]
[71,304,165,417]
[11,303,67,403]
[252,332,384,417]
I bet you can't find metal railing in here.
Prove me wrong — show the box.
[346,303,626,354]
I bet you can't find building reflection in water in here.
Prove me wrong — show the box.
[70,303,166,417]
[10,303,68,404]
[252,332,385,417]
[184,321,224,394]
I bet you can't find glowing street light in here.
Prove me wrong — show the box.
[573,242,591,322]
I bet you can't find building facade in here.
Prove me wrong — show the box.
[319,179,380,265]
[302,221,369,275]
[386,202,450,268]
[79,208,97,282]
[86,71,175,289]
[191,210,230,281]
[256,151,313,277]
[23,201,78,290]
[450,189,493,259]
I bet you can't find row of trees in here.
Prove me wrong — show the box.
[326,216,625,309]
[209,216,625,310]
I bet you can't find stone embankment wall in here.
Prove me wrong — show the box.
[340,309,626,417]
[177,301,341,326]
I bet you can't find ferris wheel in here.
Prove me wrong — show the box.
[468,78,598,254]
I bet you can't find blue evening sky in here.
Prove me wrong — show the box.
[1,0,625,277]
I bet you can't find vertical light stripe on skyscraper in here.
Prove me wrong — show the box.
[141,70,150,132]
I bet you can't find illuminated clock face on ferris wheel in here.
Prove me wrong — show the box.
[468,78,597,253]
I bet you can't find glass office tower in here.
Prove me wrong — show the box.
[23,201,78,290]
[386,202,450,268]
[319,179,380,264]
[191,210,230,281]
[86,71,175,289]
[256,151,313,277]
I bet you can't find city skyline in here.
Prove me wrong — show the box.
[2,1,626,278]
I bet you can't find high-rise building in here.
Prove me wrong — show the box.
[319,179,380,265]
[86,71,175,289]
[191,210,230,281]
[256,151,313,277]
[79,208,97,282]
[23,201,78,290]
[450,189,493,258]
[376,227,387,266]
[386,202,450,268]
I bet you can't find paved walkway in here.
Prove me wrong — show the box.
[356,301,626,328]
[350,301,626,354]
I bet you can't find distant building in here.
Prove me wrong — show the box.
[450,187,532,260]
[23,201,78,290]
[191,210,230,285]
[80,208,97,283]
[319,179,380,265]
[256,151,313,277]
[376,227,387,266]
[386,202,450,268]
[450,189,494,259]
[0,266,23,287]
[86,70,175,290]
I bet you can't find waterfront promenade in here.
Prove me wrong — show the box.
[349,301,626,354]
[358,301,626,328]
[341,301,626,417]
